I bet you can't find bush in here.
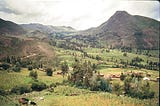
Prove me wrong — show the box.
[89,75,112,92]
[0,63,10,70]
[50,83,57,88]
[120,73,126,81]
[11,85,32,94]
[124,77,155,99]
[46,68,53,76]
[28,65,33,70]
[99,78,112,92]
[96,55,102,60]
[31,81,47,91]
[123,52,127,56]
[113,83,121,95]
[12,66,21,72]
[0,88,7,96]
[29,71,38,79]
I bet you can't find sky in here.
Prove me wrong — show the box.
[0,0,159,30]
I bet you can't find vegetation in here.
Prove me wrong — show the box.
[11,84,31,94]
[124,76,155,99]
[0,34,159,106]
[31,81,47,91]
[61,61,69,77]
[29,70,38,79]
[46,68,53,76]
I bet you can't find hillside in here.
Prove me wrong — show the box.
[0,35,56,67]
[76,11,159,49]
[0,18,25,35]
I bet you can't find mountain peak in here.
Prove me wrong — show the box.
[113,11,131,18]
[115,11,129,14]
[99,11,131,30]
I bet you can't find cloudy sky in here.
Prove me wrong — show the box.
[0,0,159,30]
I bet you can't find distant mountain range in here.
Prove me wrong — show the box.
[0,11,159,49]
[21,23,76,34]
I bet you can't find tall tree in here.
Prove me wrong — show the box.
[61,61,69,77]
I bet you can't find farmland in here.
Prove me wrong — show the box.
[0,67,159,106]
[0,34,159,106]
[0,46,159,106]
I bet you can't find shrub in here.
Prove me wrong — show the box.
[28,65,33,70]
[89,74,112,92]
[89,74,100,91]
[31,81,47,91]
[123,52,127,56]
[29,71,38,79]
[61,61,69,77]
[0,63,10,70]
[99,78,112,92]
[120,73,126,81]
[124,77,155,99]
[50,83,57,88]
[96,55,102,60]
[46,68,53,76]
[113,83,121,95]
[11,85,32,94]
[0,88,7,96]
[12,66,21,72]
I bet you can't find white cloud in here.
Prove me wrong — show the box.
[0,0,159,30]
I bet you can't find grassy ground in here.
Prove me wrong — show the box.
[0,68,159,106]
[0,47,159,106]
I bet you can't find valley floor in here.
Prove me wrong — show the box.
[0,68,159,106]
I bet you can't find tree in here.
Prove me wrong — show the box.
[29,71,38,79]
[61,61,69,77]
[0,63,10,70]
[31,81,47,91]
[12,62,21,72]
[124,76,132,94]
[46,68,53,76]
[96,55,101,61]
[0,88,7,96]
[120,73,126,81]
[11,85,31,94]
[123,52,127,56]
[113,83,121,95]
[12,66,21,72]
[89,74,112,92]
[28,65,33,70]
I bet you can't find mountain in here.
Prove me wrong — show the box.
[0,11,159,49]
[77,11,159,49]
[21,23,76,35]
[0,18,25,35]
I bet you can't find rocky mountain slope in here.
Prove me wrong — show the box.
[77,11,159,49]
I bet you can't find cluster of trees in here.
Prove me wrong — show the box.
[113,73,155,99]
[0,56,22,72]
[0,56,44,72]
[124,76,155,99]
[10,80,47,94]
[68,59,112,92]
[119,56,159,71]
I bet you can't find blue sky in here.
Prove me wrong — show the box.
[0,0,159,30]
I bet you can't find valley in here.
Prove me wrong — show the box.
[0,11,159,106]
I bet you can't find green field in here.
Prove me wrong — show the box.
[0,46,159,106]
[0,66,159,106]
